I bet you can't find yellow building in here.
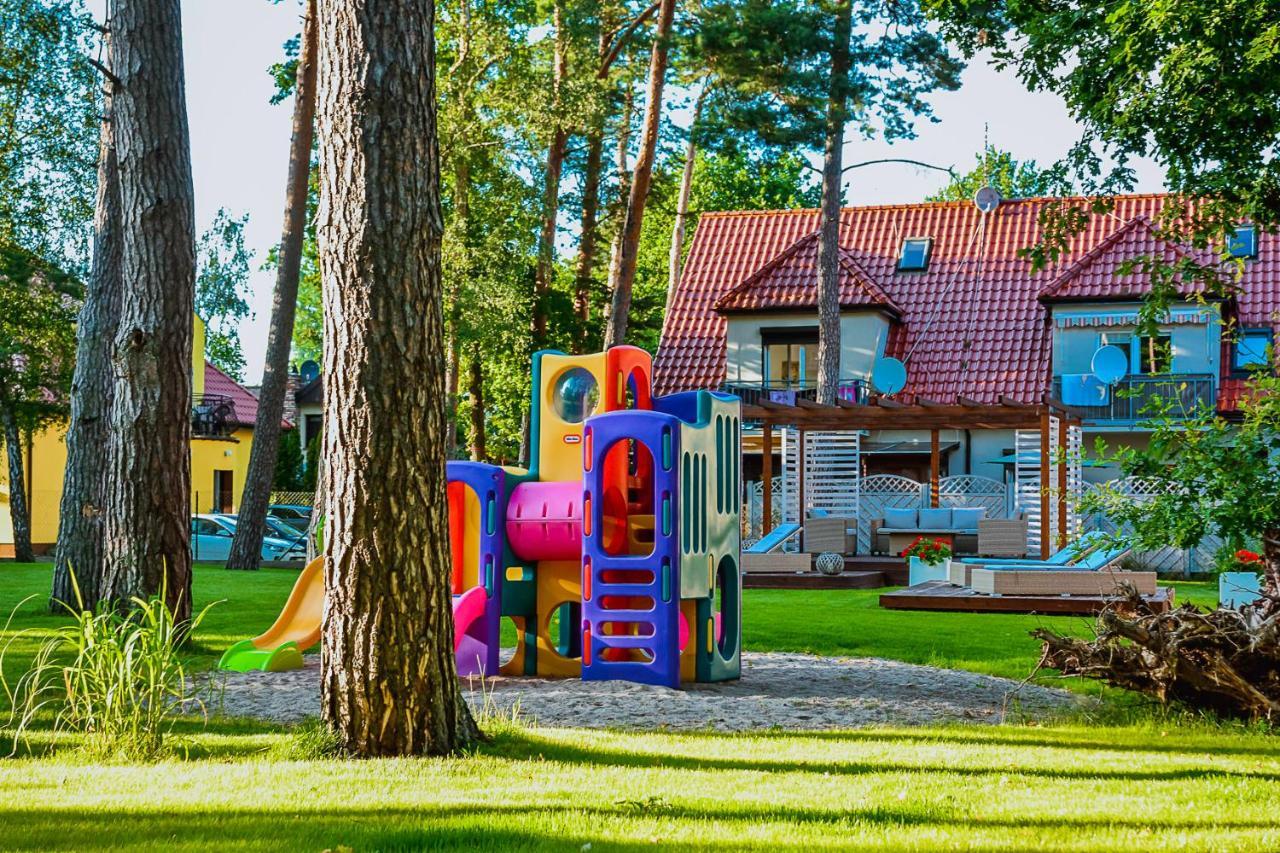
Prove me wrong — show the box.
[0,316,284,556]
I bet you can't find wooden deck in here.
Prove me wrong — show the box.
[878,580,1176,615]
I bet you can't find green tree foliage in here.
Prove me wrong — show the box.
[273,427,304,490]
[627,147,820,352]
[927,0,1280,315]
[926,145,1061,203]
[195,209,254,381]
[0,0,98,272]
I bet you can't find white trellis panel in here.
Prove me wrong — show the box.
[938,475,1009,520]
[1082,476,1223,574]
[743,476,783,541]
[1066,424,1084,537]
[778,427,800,527]
[858,474,927,553]
[803,431,861,520]
[1014,429,1042,555]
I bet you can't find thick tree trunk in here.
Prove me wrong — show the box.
[815,0,852,407]
[52,60,124,609]
[99,0,195,622]
[226,0,318,571]
[604,0,676,348]
[665,87,704,316]
[532,0,569,349]
[1262,525,1280,599]
[468,350,486,462]
[2,408,33,563]
[316,0,480,756]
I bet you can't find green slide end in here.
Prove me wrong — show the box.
[218,639,305,673]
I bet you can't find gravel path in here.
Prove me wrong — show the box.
[204,652,1083,731]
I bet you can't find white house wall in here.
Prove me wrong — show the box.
[723,312,891,384]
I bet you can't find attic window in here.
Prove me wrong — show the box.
[1228,224,1258,259]
[897,237,931,271]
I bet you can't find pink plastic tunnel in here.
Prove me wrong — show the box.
[505,480,583,562]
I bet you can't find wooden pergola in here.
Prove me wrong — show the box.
[748,395,1084,559]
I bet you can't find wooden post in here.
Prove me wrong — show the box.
[1057,415,1068,548]
[1039,410,1052,559]
[798,428,806,521]
[761,423,773,535]
[929,429,940,507]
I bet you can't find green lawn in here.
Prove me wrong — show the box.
[1,562,1274,851]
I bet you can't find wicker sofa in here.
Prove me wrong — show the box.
[870,508,1029,557]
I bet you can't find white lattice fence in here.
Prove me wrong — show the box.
[1014,429,1043,554]
[938,475,1008,520]
[857,474,927,553]
[803,431,860,518]
[1083,477,1222,574]
[744,477,783,540]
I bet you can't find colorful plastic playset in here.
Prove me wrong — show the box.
[220,345,743,689]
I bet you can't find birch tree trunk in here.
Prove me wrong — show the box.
[227,0,318,571]
[604,0,676,348]
[52,55,124,608]
[2,408,33,563]
[99,0,195,622]
[316,0,480,756]
[815,0,852,407]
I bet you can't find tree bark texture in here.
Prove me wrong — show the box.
[815,0,852,407]
[665,87,704,317]
[316,0,480,756]
[573,117,605,330]
[226,0,318,571]
[604,0,676,348]
[2,409,33,563]
[52,60,124,609]
[99,0,195,622]
[604,85,635,313]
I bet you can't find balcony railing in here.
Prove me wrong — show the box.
[192,394,239,438]
[721,379,870,409]
[1051,373,1216,424]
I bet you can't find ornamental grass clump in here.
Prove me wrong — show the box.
[1,575,214,762]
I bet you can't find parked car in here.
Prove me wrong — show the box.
[190,514,306,563]
[267,504,312,532]
[216,513,308,554]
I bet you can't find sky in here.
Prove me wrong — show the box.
[84,1,1165,381]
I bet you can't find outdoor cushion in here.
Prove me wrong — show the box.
[883,507,918,528]
[918,507,952,528]
[951,507,986,529]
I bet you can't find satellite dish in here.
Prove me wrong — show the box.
[1090,345,1128,385]
[871,357,908,396]
[299,359,320,383]
[974,186,1001,214]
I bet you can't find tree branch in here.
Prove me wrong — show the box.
[598,1,661,78]
[87,57,122,91]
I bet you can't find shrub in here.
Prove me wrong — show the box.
[2,578,215,761]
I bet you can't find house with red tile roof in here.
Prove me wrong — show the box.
[656,194,1277,486]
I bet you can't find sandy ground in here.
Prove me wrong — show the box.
[204,652,1083,731]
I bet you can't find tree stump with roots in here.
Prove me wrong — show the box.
[1033,586,1280,722]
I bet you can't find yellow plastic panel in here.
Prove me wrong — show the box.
[537,351,607,482]
[534,560,583,678]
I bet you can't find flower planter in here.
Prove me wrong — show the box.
[908,556,951,586]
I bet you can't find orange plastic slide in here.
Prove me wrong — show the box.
[218,557,324,672]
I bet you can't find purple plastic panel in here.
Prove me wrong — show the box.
[580,410,682,688]
[445,461,506,677]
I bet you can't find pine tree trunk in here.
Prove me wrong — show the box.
[665,87,703,316]
[815,0,852,407]
[2,408,33,563]
[573,118,605,331]
[227,0,318,571]
[604,86,635,312]
[532,0,569,349]
[604,0,676,348]
[99,0,196,622]
[1262,525,1280,600]
[52,55,123,609]
[468,350,486,462]
[316,0,480,756]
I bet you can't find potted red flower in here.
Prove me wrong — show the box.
[901,535,953,586]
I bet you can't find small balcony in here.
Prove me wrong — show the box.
[192,394,240,438]
[1052,373,1216,424]
[721,379,870,410]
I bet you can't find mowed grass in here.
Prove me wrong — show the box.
[0,562,1274,851]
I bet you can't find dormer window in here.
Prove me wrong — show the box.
[897,237,931,272]
[1234,328,1271,372]
[1228,224,1258,259]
